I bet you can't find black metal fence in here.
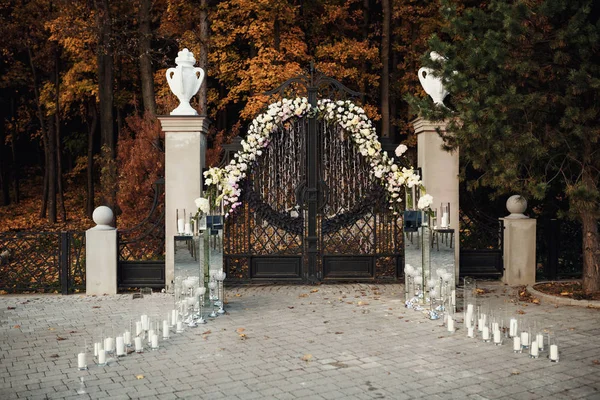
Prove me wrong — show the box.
[536,218,583,280]
[0,231,85,294]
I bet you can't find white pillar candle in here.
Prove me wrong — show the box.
[468,327,474,338]
[104,337,114,352]
[171,310,178,327]
[98,349,106,365]
[141,315,149,331]
[536,333,544,350]
[513,336,521,352]
[184,222,191,235]
[465,315,472,329]
[493,329,502,345]
[467,304,474,315]
[447,317,455,332]
[94,342,99,357]
[77,353,86,370]
[151,334,159,349]
[477,318,484,332]
[124,331,132,346]
[441,213,449,228]
[492,322,499,333]
[482,326,490,341]
[147,329,155,345]
[530,341,539,357]
[176,321,183,333]
[134,337,143,353]
[451,290,456,307]
[520,332,529,348]
[549,344,559,361]
[509,318,517,337]
[162,320,170,339]
[135,321,143,336]
[115,336,125,356]
[177,218,185,234]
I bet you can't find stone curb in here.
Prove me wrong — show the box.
[527,281,600,308]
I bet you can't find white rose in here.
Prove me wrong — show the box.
[395,144,408,157]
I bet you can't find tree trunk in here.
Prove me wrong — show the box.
[198,0,209,116]
[10,97,19,204]
[581,168,600,294]
[380,0,391,138]
[27,47,50,219]
[360,0,370,104]
[86,101,97,219]
[95,0,116,208]
[55,50,66,222]
[47,115,57,224]
[0,120,9,206]
[138,0,156,116]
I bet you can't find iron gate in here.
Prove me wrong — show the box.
[117,179,166,288]
[224,69,403,283]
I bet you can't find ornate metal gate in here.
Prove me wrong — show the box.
[224,69,403,283]
[117,179,166,288]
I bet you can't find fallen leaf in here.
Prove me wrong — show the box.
[346,301,353,304]
[301,354,313,362]
[310,289,319,293]
[516,310,526,315]
[323,321,329,324]
[236,328,245,334]
[299,294,308,298]
[357,301,369,306]
[510,371,520,376]
[202,330,211,335]
[335,332,343,335]
[69,331,77,334]
[532,298,540,304]
[136,375,144,380]
[56,336,67,341]
[239,333,247,340]
[235,293,242,297]
[49,354,59,358]
[592,360,600,365]
[92,306,101,309]
[560,292,571,296]
[48,327,56,331]
[7,306,15,310]
[13,325,20,329]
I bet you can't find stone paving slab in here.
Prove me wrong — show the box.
[1,282,600,399]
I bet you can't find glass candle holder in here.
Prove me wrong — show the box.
[548,332,559,362]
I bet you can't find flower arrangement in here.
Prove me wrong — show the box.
[204,97,431,216]
[194,197,210,218]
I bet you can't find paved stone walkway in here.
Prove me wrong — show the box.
[1,282,600,399]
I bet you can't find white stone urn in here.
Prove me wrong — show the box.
[505,195,528,219]
[166,48,205,116]
[418,52,449,106]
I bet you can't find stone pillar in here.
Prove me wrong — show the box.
[413,117,460,276]
[86,206,117,295]
[501,195,537,286]
[158,116,209,292]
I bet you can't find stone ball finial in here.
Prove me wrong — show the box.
[92,206,115,230]
[505,195,528,219]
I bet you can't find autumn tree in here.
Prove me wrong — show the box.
[410,0,600,293]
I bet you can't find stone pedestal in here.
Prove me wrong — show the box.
[413,118,460,277]
[158,116,209,292]
[501,218,537,286]
[86,206,117,295]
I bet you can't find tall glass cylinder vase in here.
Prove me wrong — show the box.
[421,211,431,303]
